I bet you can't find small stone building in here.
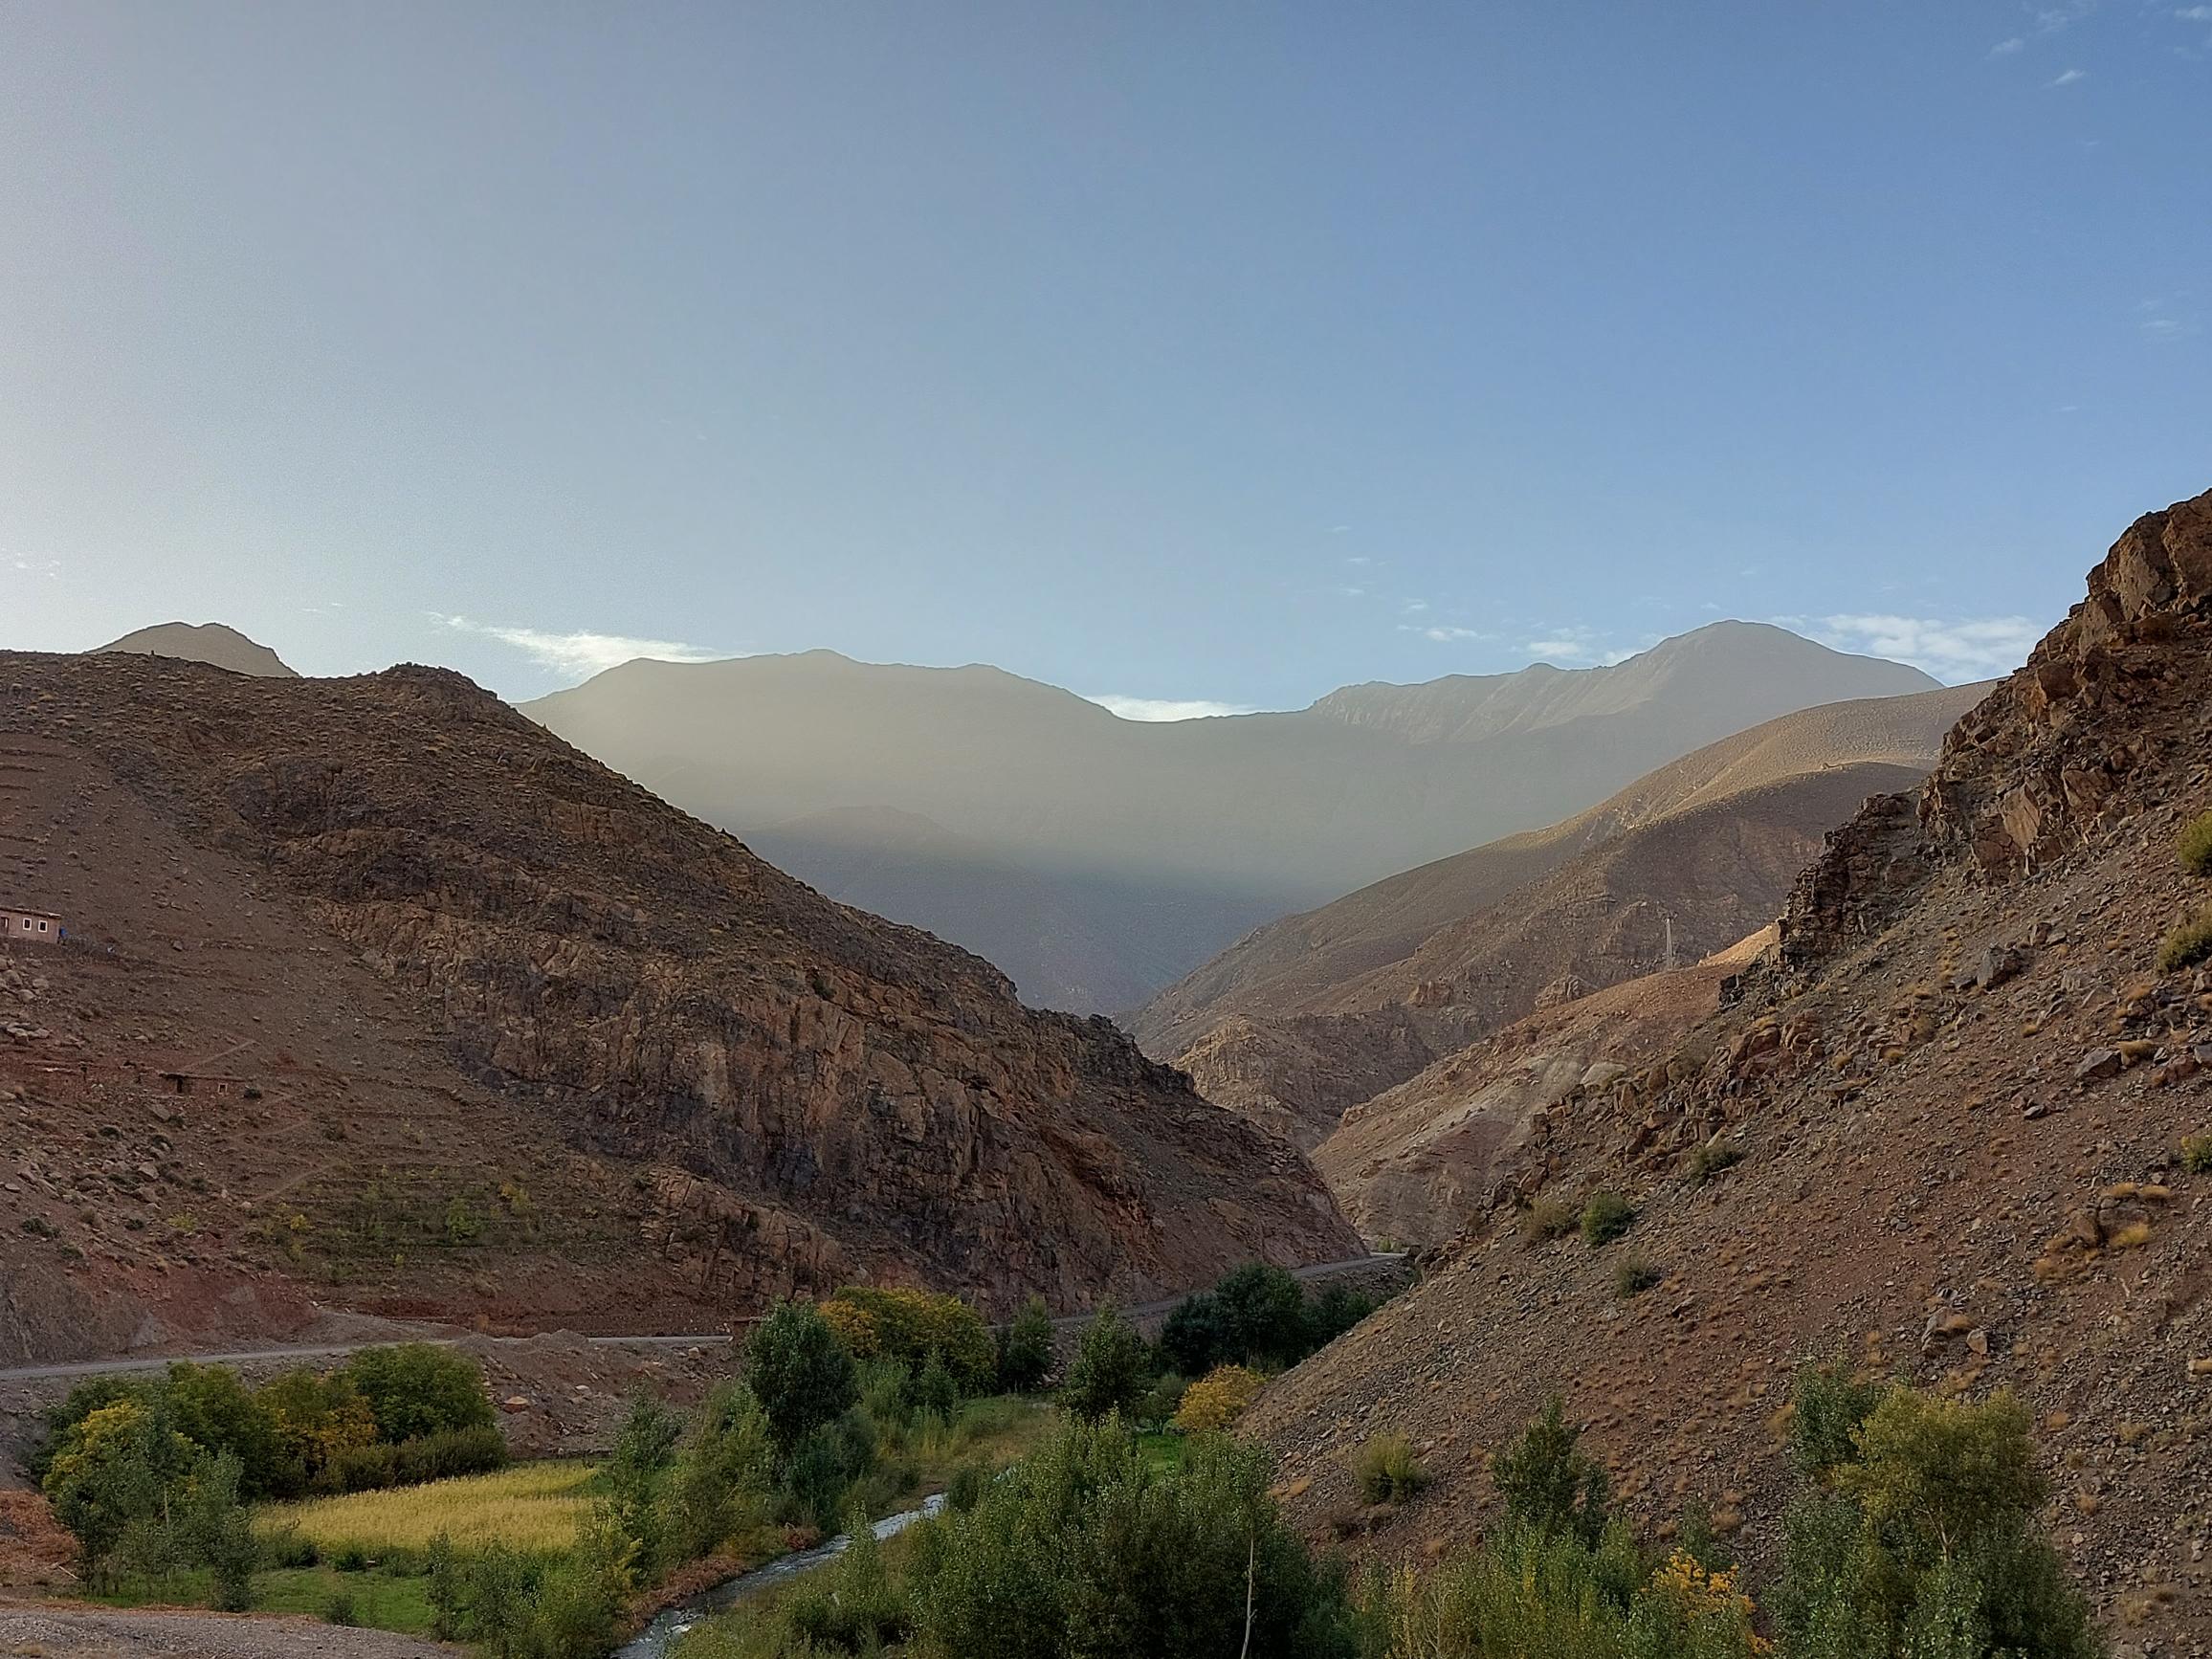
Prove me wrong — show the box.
[0,907,63,945]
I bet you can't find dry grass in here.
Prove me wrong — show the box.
[2156,901,2212,973]
[259,1460,596,1557]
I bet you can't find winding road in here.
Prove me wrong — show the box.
[0,1252,1407,1385]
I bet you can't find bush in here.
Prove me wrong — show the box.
[945,1459,990,1514]
[1787,1358,1889,1480]
[1303,1283,1380,1352]
[1160,1289,1232,1377]
[663,1382,774,1561]
[906,1415,1360,1659]
[1612,1251,1661,1298]
[1493,1397,1608,1547]
[784,1510,911,1651]
[2183,1131,2212,1175]
[911,1351,961,1425]
[746,1303,861,1455]
[341,1344,496,1444]
[1775,1382,2096,1658]
[821,1285,997,1392]
[1352,1431,1428,1505]
[1174,1365,1266,1434]
[1211,1262,1312,1369]
[1687,1138,1743,1183]
[2158,901,2212,972]
[323,1588,359,1626]
[2179,810,2212,875]
[1137,1371,1189,1429]
[321,1424,509,1494]
[1059,1304,1151,1421]
[258,1367,378,1490]
[1581,1191,1635,1249]
[41,1397,203,1587]
[1520,1196,1578,1244]
[164,1362,284,1498]
[426,1530,463,1640]
[996,1294,1055,1394]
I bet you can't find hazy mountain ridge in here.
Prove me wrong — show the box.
[526,622,1938,1011]
[95,621,298,678]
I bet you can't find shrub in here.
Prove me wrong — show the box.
[1352,1431,1428,1505]
[1303,1283,1380,1352]
[1687,1138,1744,1183]
[1493,1397,1608,1547]
[425,1530,463,1640]
[745,1302,861,1455]
[1174,1365,1266,1434]
[1787,1358,1889,1480]
[1581,1191,1635,1249]
[1059,1304,1150,1421]
[341,1343,495,1444]
[1160,1289,1231,1377]
[1612,1251,1661,1298]
[603,1392,681,1573]
[906,1415,1360,1659]
[323,1588,359,1626]
[911,1350,962,1425]
[945,1458,989,1514]
[1775,1382,2096,1658]
[663,1382,774,1561]
[164,1362,284,1498]
[784,1509,911,1651]
[41,1397,203,1587]
[996,1294,1055,1393]
[1137,1371,1189,1428]
[2179,810,2212,875]
[321,1424,508,1493]
[258,1367,378,1490]
[2182,1131,2212,1175]
[1520,1196,1578,1244]
[822,1285,997,1392]
[1211,1262,1311,1369]
[2157,901,2212,972]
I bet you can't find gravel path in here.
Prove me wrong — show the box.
[0,1604,455,1657]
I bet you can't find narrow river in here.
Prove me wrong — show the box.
[614,1495,946,1659]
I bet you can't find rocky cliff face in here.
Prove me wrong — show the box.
[0,653,1358,1327]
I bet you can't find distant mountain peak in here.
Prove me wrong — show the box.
[95,622,298,678]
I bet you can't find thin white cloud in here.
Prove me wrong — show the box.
[432,613,724,680]
[1083,695,1259,722]
[2179,5,2212,18]
[1409,624,1487,643]
[1401,599,1431,614]
[1524,626,1638,667]
[1803,613,2041,681]
[1989,34,2025,54]
[10,556,61,578]
[2047,66,2086,83]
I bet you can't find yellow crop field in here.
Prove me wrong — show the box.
[259,1461,597,1556]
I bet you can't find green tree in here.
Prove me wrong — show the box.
[663,1382,775,1560]
[41,1397,202,1587]
[996,1295,1055,1394]
[604,1392,682,1574]
[913,1350,961,1423]
[1213,1262,1310,1367]
[744,1302,860,1455]
[1058,1303,1150,1421]
[341,1343,495,1443]
[1159,1290,1229,1377]
[165,1361,284,1497]
[1775,1383,2098,1659]
[1492,1396,1610,1548]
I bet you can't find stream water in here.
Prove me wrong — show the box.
[613,1494,947,1659]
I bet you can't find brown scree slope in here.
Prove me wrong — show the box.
[1242,485,2212,1643]
[0,654,1356,1367]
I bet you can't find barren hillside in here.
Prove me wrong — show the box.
[0,654,1357,1368]
[1242,486,2212,1645]
[1139,687,1981,1150]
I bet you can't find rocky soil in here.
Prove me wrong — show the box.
[1243,487,2212,1649]
[0,654,1357,1368]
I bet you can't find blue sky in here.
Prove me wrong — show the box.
[2,3,2206,713]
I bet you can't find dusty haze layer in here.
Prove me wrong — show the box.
[526,622,1936,1010]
